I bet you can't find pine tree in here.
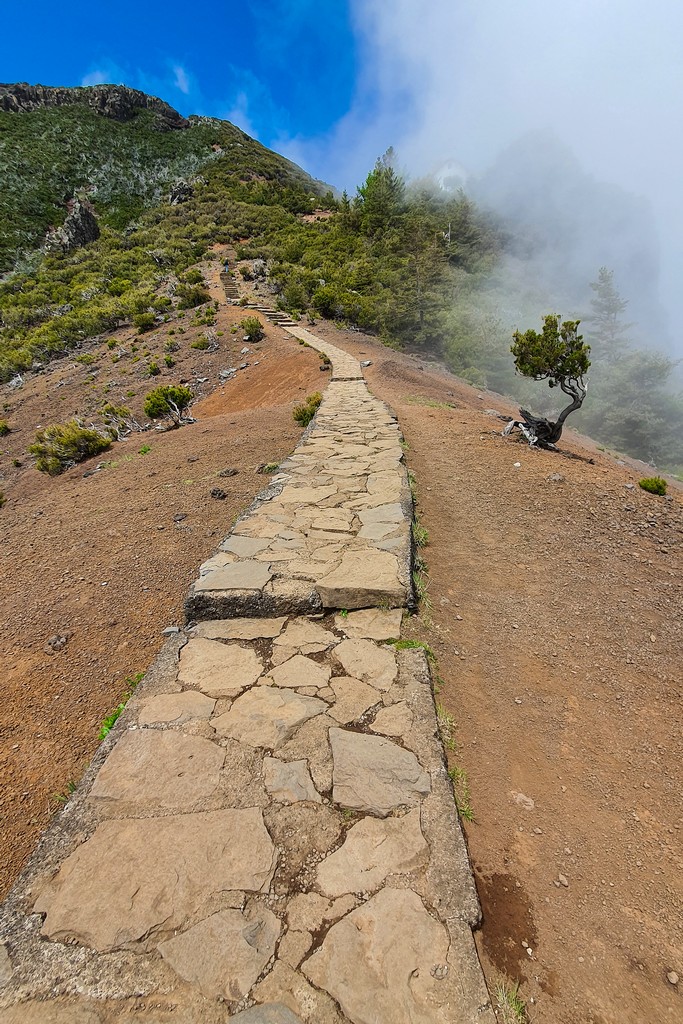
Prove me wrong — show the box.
[585,267,632,362]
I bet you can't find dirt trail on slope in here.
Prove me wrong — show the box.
[310,320,682,1024]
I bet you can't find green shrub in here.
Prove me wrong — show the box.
[183,268,205,285]
[148,361,160,376]
[164,354,175,368]
[293,392,322,427]
[0,491,5,508]
[190,337,210,350]
[143,384,193,425]
[134,312,156,333]
[639,476,667,496]
[239,316,264,341]
[176,284,211,309]
[75,353,96,365]
[0,419,10,436]
[29,420,111,475]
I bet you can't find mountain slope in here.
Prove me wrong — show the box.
[0,82,327,272]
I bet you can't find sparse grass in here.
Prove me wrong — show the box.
[386,637,435,661]
[413,521,429,548]
[0,418,10,436]
[404,395,454,409]
[139,444,151,455]
[98,672,144,740]
[639,476,667,495]
[256,461,280,474]
[436,703,456,751]
[448,765,475,822]
[53,780,77,805]
[495,981,528,1024]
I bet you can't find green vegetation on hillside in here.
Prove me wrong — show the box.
[1,93,681,472]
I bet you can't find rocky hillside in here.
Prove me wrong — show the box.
[0,82,329,273]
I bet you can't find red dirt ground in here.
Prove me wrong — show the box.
[1,293,681,1023]
[311,319,683,1024]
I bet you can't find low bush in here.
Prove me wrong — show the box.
[30,420,111,475]
[182,268,204,285]
[134,312,156,333]
[239,316,264,342]
[143,384,193,425]
[639,476,667,496]
[176,284,211,309]
[293,392,322,427]
[0,419,10,436]
[190,337,210,350]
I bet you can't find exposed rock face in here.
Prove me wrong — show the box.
[168,179,194,204]
[0,83,189,130]
[44,199,100,254]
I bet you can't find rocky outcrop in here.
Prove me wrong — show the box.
[44,199,100,254]
[0,83,189,130]
[168,179,194,204]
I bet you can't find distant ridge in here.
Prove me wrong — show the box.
[0,82,189,130]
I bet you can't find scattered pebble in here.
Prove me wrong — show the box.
[558,874,569,887]
[162,626,180,636]
[210,488,227,500]
[513,462,521,468]
[667,971,679,985]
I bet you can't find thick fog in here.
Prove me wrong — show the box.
[285,0,683,352]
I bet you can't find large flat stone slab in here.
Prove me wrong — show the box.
[316,808,428,897]
[264,757,321,803]
[302,888,453,1024]
[333,639,397,691]
[335,608,402,641]
[316,550,405,609]
[137,689,215,726]
[265,655,332,691]
[194,616,286,640]
[34,809,276,951]
[213,687,327,749]
[230,1006,304,1024]
[178,637,263,698]
[193,559,272,592]
[328,677,380,725]
[89,729,223,810]
[158,906,281,1000]
[273,618,338,655]
[330,728,431,816]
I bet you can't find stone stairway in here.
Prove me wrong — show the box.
[0,327,495,1024]
[220,271,240,301]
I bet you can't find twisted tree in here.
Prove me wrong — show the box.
[504,315,591,448]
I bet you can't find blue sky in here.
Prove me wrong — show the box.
[1,0,367,181]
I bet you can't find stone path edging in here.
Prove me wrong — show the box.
[0,320,494,1024]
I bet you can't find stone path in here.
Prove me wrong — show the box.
[0,326,495,1023]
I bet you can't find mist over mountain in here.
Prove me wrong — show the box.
[472,132,667,346]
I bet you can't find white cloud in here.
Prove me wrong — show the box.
[285,0,683,342]
[81,69,114,87]
[223,91,259,140]
[172,64,190,95]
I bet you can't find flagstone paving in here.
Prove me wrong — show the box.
[0,325,494,1023]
